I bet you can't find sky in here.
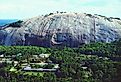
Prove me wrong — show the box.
[0,0,121,19]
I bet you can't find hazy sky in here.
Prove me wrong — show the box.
[0,0,121,19]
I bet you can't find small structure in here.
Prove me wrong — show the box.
[39,54,50,58]
[54,64,59,69]
[0,54,4,58]
[14,61,19,66]
[104,57,109,60]
[17,53,22,57]
[81,67,88,70]
[22,66,57,72]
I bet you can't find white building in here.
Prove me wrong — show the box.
[39,54,50,58]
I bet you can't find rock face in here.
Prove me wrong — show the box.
[0,12,121,47]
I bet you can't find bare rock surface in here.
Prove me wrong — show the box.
[0,12,121,47]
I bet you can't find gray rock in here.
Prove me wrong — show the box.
[0,12,121,47]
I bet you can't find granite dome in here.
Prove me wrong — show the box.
[0,12,121,47]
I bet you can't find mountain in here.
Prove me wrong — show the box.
[0,12,121,47]
[0,19,18,26]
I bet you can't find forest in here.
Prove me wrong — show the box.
[0,40,121,82]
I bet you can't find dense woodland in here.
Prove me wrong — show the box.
[0,40,121,82]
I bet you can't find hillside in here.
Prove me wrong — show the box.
[0,12,121,47]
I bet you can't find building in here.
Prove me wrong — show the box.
[22,66,57,72]
[39,54,50,58]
